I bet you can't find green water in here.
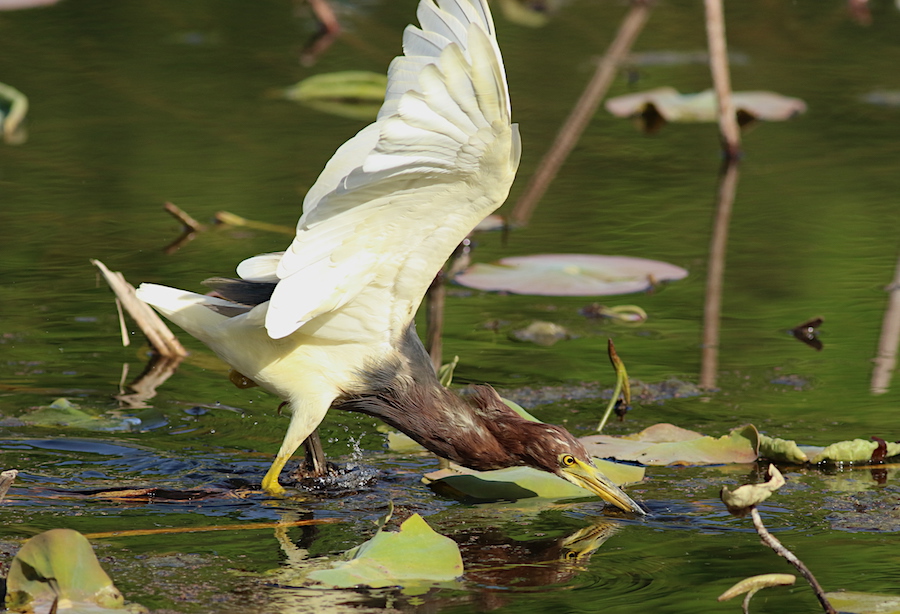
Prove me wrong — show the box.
[3,0,900,612]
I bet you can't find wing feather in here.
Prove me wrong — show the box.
[254,0,519,341]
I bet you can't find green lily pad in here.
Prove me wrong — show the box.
[423,460,645,503]
[18,398,139,432]
[579,423,760,465]
[307,514,462,588]
[278,71,387,121]
[455,254,687,296]
[6,528,126,613]
[824,591,900,614]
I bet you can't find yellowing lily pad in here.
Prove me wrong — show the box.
[760,434,900,464]
[720,464,785,516]
[455,254,688,296]
[6,529,126,613]
[579,423,759,465]
[307,514,462,588]
[605,87,806,131]
[423,460,644,503]
[278,71,387,121]
[824,591,900,614]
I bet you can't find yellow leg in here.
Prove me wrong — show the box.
[261,455,289,495]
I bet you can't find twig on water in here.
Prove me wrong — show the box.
[91,259,188,359]
[510,0,653,227]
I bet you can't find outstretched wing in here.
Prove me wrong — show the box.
[239,0,520,341]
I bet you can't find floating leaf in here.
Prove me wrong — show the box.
[511,320,570,346]
[759,434,809,464]
[807,438,900,464]
[6,528,126,613]
[720,464,785,516]
[580,423,759,465]
[455,254,688,296]
[605,87,807,132]
[496,0,563,27]
[423,461,644,503]
[0,0,61,9]
[278,71,387,121]
[824,591,900,613]
[307,514,462,588]
[860,91,900,107]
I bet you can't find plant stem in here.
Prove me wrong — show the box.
[750,507,836,614]
[510,0,653,227]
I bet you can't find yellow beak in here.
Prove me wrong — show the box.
[560,458,646,515]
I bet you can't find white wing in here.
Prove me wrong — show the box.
[239,0,520,341]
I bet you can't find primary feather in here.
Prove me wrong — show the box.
[136,0,520,495]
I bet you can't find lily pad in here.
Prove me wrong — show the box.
[605,87,807,131]
[720,464,785,515]
[579,423,760,465]
[423,460,645,503]
[6,528,126,613]
[760,434,900,464]
[454,254,688,296]
[278,71,387,121]
[511,320,570,346]
[824,591,900,613]
[17,398,139,432]
[306,514,462,588]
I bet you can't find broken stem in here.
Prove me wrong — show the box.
[597,339,630,432]
[749,507,836,614]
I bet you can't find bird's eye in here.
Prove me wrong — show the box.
[561,454,576,467]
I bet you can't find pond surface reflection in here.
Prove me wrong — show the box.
[2,0,900,612]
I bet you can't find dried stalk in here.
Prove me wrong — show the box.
[871,252,900,394]
[510,0,653,227]
[91,259,188,358]
[704,0,742,159]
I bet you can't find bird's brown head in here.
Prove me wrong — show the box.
[470,388,646,515]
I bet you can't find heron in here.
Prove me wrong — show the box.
[136,0,645,515]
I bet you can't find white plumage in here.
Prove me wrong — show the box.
[137,0,520,495]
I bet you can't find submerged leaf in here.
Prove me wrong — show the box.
[580,423,759,465]
[423,461,644,503]
[824,591,900,613]
[511,320,570,345]
[455,254,687,296]
[18,398,139,432]
[720,464,785,516]
[6,528,126,612]
[307,514,462,588]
